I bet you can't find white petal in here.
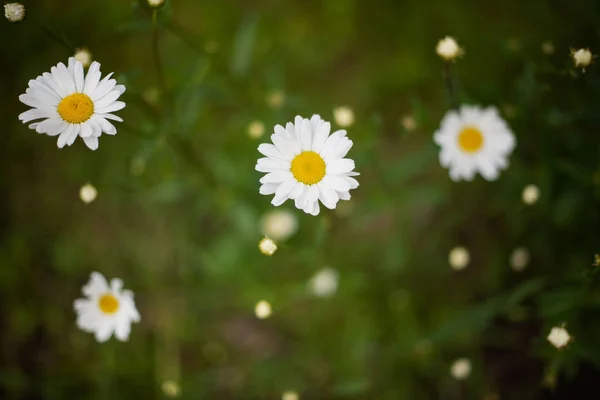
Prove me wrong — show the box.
[271,178,297,206]
[94,323,114,343]
[311,121,331,154]
[80,122,93,138]
[258,143,285,160]
[259,171,293,184]
[327,159,355,174]
[83,136,99,150]
[259,183,279,195]
[83,61,102,95]
[57,125,74,148]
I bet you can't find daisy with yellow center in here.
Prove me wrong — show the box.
[18,57,126,150]
[73,272,140,342]
[256,115,359,215]
[434,105,515,181]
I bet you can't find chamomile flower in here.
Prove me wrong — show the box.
[256,115,359,215]
[73,272,140,342]
[18,57,126,150]
[434,105,515,181]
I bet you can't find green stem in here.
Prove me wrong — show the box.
[443,61,459,110]
[34,19,73,53]
[152,10,167,93]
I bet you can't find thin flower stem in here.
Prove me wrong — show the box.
[33,19,73,53]
[443,62,459,110]
[164,19,208,56]
[152,10,167,93]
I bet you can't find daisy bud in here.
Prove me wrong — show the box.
[147,0,166,8]
[522,184,540,205]
[161,380,181,398]
[571,48,593,70]
[258,237,277,256]
[266,89,285,109]
[247,120,265,140]
[541,41,555,55]
[4,2,25,23]
[260,209,298,242]
[436,36,463,61]
[308,267,339,298]
[448,247,469,270]
[547,326,571,349]
[401,115,417,132]
[74,48,93,68]
[282,391,299,400]
[510,247,530,272]
[79,183,98,204]
[450,358,471,380]
[254,300,272,319]
[333,106,355,128]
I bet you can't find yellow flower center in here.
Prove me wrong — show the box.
[291,151,326,185]
[98,294,120,314]
[57,93,94,124]
[457,126,484,153]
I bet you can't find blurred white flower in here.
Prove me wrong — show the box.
[434,105,515,181]
[266,90,285,109]
[247,120,265,139]
[571,48,593,70]
[282,391,299,400]
[450,358,472,380]
[333,106,355,128]
[522,184,540,205]
[436,36,463,61]
[4,3,25,23]
[449,247,470,270]
[147,0,166,8]
[79,183,98,204]
[401,115,417,132]
[308,267,339,298]
[255,300,272,319]
[261,209,298,241]
[510,247,530,272]
[74,48,92,68]
[256,115,359,215]
[259,237,278,256]
[547,326,571,349]
[73,272,140,342]
[161,380,181,398]
[18,57,126,150]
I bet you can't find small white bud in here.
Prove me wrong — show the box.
[449,247,469,270]
[259,237,278,256]
[401,115,417,132]
[74,48,93,68]
[436,36,463,61]
[522,184,540,205]
[308,268,339,298]
[450,358,471,380]
[333,106,355,128]
[547,326,571,349]
[4,3,26,23]
[247,120,265,140]
[261,210,298,241]
[161,380,181,398]
[510,247,530,272]
[571,48,593,70]
[147,0,166,8]
[79,183,98,204]
[254,300,272,319]
[281,391,299,400]
[266,90,285,109]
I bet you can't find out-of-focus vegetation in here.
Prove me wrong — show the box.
[1,0,600,399]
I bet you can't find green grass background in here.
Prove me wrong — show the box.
[1,0,600,399]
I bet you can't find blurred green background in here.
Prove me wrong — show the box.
[2,0,600,399]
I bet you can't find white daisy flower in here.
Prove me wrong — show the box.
[434,105,515,181]
[18,57,126,150]
[73,272,140,343]
[256,115,359,216]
